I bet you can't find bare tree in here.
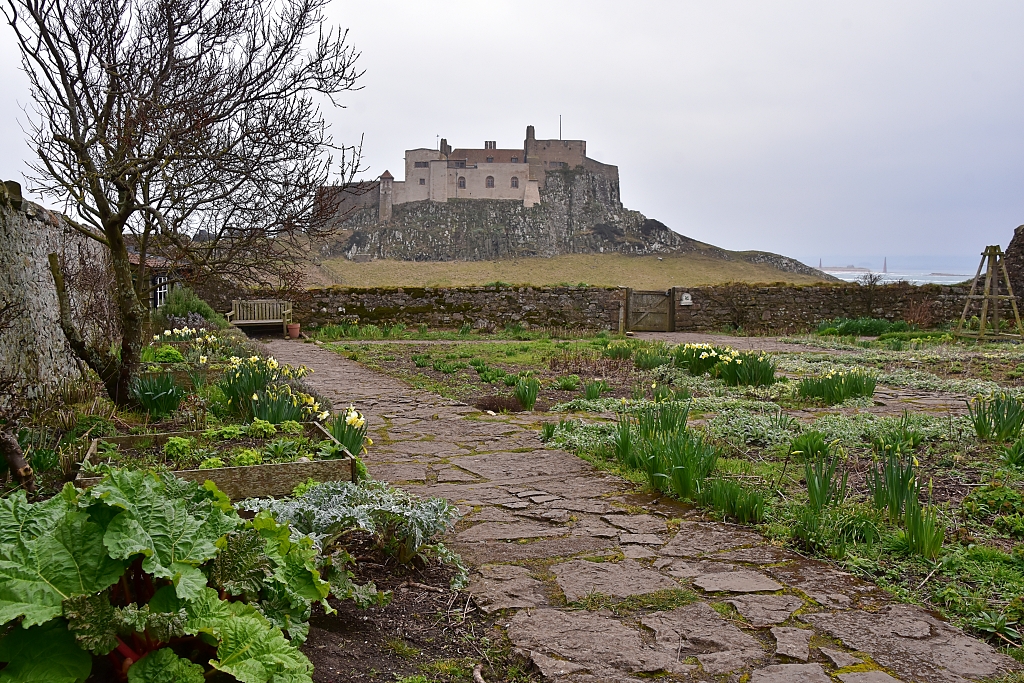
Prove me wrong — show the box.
[4,0,363,405]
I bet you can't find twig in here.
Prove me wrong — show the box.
[917,563,942,591]
[473,664,487,683]
[406,579,444,593]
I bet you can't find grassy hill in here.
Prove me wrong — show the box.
[314,252,830,289]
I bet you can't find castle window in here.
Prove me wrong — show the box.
[485,176,495,188]
[458,176,466,189]
[419,178,426,185]
[511,156,518,163]
[510,176,519,189]
[486,156,493,163]
[413,161,429,168]
[454,160,466,168]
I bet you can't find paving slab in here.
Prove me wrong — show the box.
[772,626,812,661]
[727,594,805,627]
[508,608,694,679]
[820,647,862,668]
[617,533,664,545]
[641,602,764,674]
[552,559,679,602]
[768,559,889,609]
[693,568,783,593]
[838,673,904,683]
[716,545,801,565]
[750,663,831,682]
[601,513,666,534]
[659,522,764,557]
[468,564,548,613]
[456,521,567,542]
[803,604,1017,683]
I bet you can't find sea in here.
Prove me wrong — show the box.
[821,268,972,286]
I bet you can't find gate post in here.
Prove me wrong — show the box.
[668,288,676,332]
[621,287,631,333]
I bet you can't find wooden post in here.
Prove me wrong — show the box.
[955,245,1024,340]
[667,288,676,332]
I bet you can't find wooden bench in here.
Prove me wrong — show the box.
[226,299,293,335]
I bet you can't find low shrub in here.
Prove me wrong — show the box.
[156,286,228,328]
[131,373,186,419]
[797,369,877,405]
[963,483,1024,519]
[162,436,192,459]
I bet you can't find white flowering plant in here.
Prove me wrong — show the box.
[328,406,370,456]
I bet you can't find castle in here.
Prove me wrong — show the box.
[371,125,621,219]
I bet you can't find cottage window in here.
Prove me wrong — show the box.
[419,178,426,185]
[458,176,466,189]
[486,156,494,163]
[154,275,169,308]
[485,176,495,188]
[510,176,519,189]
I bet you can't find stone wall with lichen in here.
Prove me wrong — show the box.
[292,281,969,333]
[0,182,112,395]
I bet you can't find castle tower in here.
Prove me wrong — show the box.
[378,170,393,222]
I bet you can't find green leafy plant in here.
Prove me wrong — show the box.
[231,448,263,467]
[1003,438,1024,468]
[265,438,300,462]
[0,470,330,681]
[204,424,245,440]
[198,457,226,469]
[798,369,877,405]
[142,344,187,363]
[672,343,727,376]
[901,480,945,561]
[602,342,632,360]
[280,420,304,435]
[714,350,776,387]
[130,373,186,419]
[788,431,829,461]
[696,479,766,523]
[329,406,368,456]
[583,379,609,399]
[556,375,581,391]
[994,513,1024,539]
[804,446,848,511]
[411,353,431,368]
[815,317,910,337]
[514,377,541,410]
[247,479,461,569]
[970,610,1021,645]
[968,393,1024,442]
[867,449,917,523]
[540,422,557,442]
[963,483,1024,519]
[643,429,719,500]
[247,418,278,439]
[162,436,192,460]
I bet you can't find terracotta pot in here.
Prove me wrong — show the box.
[287,323,301,339]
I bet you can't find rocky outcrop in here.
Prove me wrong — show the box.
[326,167,832,280]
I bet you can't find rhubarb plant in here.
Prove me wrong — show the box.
[0,469,377,682]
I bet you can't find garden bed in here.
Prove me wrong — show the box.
[76,421,355,499]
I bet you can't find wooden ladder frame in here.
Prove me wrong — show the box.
[954,245,1024,340]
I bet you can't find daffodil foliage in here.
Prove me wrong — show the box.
[0,470,357,683]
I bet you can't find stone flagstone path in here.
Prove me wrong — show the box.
[266,339,1017,683]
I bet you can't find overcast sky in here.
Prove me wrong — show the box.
[3,1,1023,273]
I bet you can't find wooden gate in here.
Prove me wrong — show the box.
[627,289,673,331]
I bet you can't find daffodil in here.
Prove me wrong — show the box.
[346,411,360,426]
[251,393,259,401]
[153,334,160,341]
[318,411,330,421]
[366,437,373,446]
[164,330,172,336]
[199,356,207,364]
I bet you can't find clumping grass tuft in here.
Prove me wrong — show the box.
[584,379,609,400]
[514,377,541,410]
[968,393,1024,442]
[798,369,877,405]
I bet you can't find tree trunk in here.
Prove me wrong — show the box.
[0,430,35,493]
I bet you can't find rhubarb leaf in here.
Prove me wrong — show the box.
[88,470,238,600]
[0,509,124,627]
[62,593,117,655]
[0,619,92,683]
[211,612,314,683]
[127,648,204,683]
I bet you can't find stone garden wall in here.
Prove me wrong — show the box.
[292,281,970,333]
[296,285,626,331]
[673,282,968,333]
[0,181,111,394]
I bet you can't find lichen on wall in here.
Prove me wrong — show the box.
[0,182,112,395]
